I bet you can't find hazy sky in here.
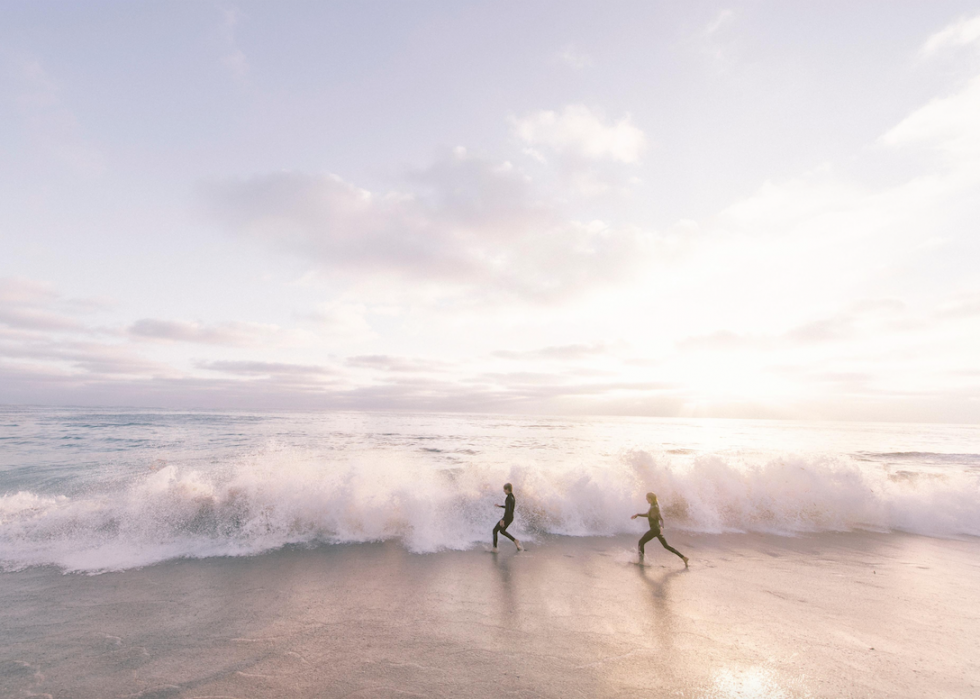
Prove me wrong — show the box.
[2,1,980,421]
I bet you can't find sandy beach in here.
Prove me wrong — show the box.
[2,531,977,699]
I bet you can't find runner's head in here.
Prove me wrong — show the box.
[646,492,657,504]
[503,483,513,494]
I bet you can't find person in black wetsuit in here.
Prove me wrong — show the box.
[631,492,688,568]
[492,483,522,552]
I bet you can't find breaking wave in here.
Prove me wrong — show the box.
[1,447,978,572]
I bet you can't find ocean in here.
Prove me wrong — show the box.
[2,406,977,573]
[2,407,979,698]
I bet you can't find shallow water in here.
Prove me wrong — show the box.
[1,407,978,572]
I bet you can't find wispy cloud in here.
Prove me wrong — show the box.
[557,46,593,70]
[705,9,734,36]
[676,330,763,352]
[880,73,980,160]
[128,319,280,346]
[512,105,646,164]
[0,336,170,378]
[678,301,913,352]
[219,7,249,83]
[783,317,855,344]
[198,360,334,377]
[0,277,108,333]
[492,343,607,361]
[346,355,449,373]
[935,292,980,319]
[302,301,375,340]
[920,12,980,56]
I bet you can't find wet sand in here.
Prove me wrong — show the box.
[2,532,978,698]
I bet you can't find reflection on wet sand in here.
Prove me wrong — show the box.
[491,550,518,623]
[704,665,791,699]
[635,564,685,656]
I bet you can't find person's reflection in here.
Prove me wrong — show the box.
[491,550,518,623]
[636,564,684,656]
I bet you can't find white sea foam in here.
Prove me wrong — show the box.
[1,446,977,573]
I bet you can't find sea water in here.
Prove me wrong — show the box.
[1,406,978,573]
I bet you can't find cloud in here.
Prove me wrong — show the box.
[345,355,449,373]
[920,13,980,56]
[677,321,855,352]
[0,279,173,387]
[880,74,980,160]
[472,372,677,399]
[302,301,375,340]
[491,343,607,361]
[677,331,763,352]
[198,360,333,377]
[0,337,168,377]
[719,171,861,234]
[202,151,654,301]
[557,46,593,69]
[512,105,647,164]
[219,8,249,83]
[705,9,735,36]
[128,319,279,346]
[783,317,854,344]
[677,300,915,353]
[699,66,980,329]
[936,293,980,319]
[0,277,104,332]
[807,371,874,386]
[0,356,673,413]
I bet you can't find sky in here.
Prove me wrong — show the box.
[2,1,980,422]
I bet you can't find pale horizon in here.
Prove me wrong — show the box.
[3,2,980,423]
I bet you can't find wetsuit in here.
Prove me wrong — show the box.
[639,501,685,560]
[493,492,516,547]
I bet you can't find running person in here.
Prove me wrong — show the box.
[492,483,522,552]
[631,492,688,568]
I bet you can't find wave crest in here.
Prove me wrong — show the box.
[1,448,977,572]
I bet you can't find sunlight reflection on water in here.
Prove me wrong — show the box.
[704,666,793,699]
